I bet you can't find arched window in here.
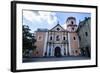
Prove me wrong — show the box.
[38,36,42,41]
[38,36,41,40]
[64,48,66,55]
[75,50,78,53]
[36,51,38,54]
[79,36,81,41]
[56,35,60,41]
[72,27,74,30]
[71,21,74,24]
[85,32,88,36]
[73,37,76,40]
[50,36,52,40]
[63,37,65,40]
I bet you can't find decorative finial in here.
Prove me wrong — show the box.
[57,21,59,25]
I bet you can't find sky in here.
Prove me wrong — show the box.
[23,10,90,33]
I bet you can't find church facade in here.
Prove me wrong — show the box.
[33,17,81,57]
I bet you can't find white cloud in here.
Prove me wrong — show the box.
[62,23,66,29]
[23,10,57,26]
[23,11,40,22]
[38,11,57,25]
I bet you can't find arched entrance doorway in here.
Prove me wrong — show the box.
[54,47,61,57]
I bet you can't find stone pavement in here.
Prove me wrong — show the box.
[23,56,90,63]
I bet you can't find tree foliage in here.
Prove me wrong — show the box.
[23,25,36,52]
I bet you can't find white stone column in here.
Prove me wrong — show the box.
[61,44,63,56]
[63,44,65,56]
[43,32,48,56]
[66,44,68,56]
[68,33,71,55]
[50,44,53,56]
[47,44,49,56]
[53,45,55,56]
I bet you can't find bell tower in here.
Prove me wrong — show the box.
[66,17,80,56]
[66,17,77,32]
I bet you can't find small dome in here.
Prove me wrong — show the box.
[66,17,76,21]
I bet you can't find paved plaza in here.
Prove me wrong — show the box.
[23,56,90,63]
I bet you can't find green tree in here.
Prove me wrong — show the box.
[23,25,36,57]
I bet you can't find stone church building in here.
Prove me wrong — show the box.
[33,17,81,57]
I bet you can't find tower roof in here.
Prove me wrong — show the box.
[36,28,48,32]
[66,17,76,21]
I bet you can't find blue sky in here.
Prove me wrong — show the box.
[23,10,90,33]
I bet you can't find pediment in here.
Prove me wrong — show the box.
[50,24,65,31]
